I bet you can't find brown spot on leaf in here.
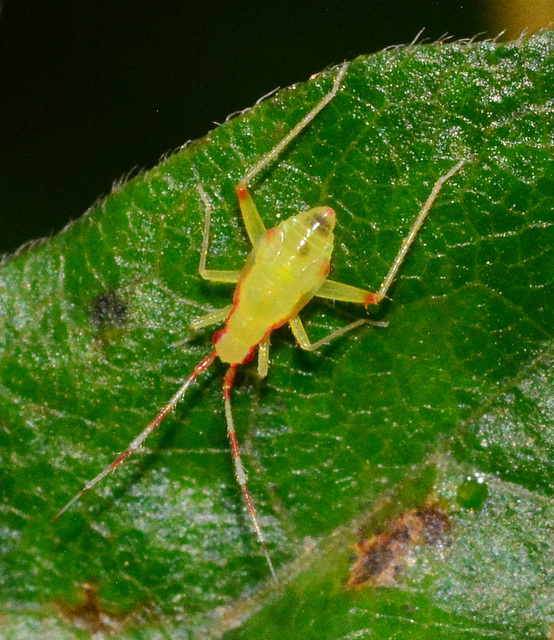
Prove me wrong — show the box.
[347,504,449,589]
[58,583,127,637]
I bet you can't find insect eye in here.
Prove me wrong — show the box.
[311,208,335,234]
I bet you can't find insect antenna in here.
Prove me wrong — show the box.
[53,350,217,521]
[223,365,279,585]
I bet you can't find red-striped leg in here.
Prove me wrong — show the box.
[223,365,278,584]
[54,351,217,520]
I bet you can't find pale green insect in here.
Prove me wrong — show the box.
[55,62,466,584]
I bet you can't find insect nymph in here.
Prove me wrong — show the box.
[55,62,466,583]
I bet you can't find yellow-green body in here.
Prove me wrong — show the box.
[214,207,336,365]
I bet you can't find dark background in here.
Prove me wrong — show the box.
[0,1,493,254]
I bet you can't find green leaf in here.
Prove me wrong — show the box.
[1,32,553,640]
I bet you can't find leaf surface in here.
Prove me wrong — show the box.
[1,32,553,640]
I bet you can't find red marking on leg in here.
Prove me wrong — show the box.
[221,358,277,580]
[223,365,237,400]
[53,350,218,522]
[266,228,282,241]
[240,483,256,515]
[148,350,217,433]
[236,183,249,201]
[364,292,380,307]
[195,350,218,375]
[111,451,130,470]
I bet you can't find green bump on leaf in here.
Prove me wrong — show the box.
[456,476,489,510]
[1,32,553,640]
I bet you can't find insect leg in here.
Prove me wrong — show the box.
[317,158,468,305]
[54,350,217,520]
[239,61,349,188]
[235,182,267,246]
[223,366,278,584]
[196,184,242,283]
[370,158,468,303]
[288,315,386,352]
[190,305,233,331]
[257,337,270,378]
[235,62,350,245]
[316,279,379,305]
